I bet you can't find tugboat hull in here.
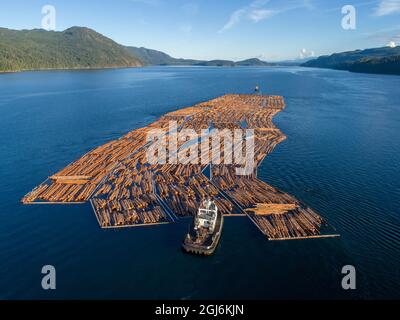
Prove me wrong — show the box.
[182,211,224,256]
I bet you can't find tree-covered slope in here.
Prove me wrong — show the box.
[195,59,236,67]
[127,47,273,67]
[127,46,201,65]
[0,27,142,72]
[347,55,400,75]
[0,26,275,72]
[235,58,273,66]
[302,46,400,75]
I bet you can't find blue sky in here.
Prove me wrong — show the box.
[1,0,400,61]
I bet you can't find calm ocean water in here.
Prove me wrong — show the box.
[0,66,399,299]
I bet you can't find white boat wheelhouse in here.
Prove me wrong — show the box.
[194,199,218,233]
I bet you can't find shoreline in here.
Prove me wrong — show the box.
[3,65,398,77]
[0,65,313,75]
[0,64,143,74]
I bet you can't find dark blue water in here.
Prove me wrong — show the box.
[0,66,399,299]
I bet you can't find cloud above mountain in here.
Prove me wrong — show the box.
[299,48,315,59]
[218,0,312,33]
[375,0,400,16]
[218,0,276,33]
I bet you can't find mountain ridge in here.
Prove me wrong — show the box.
[302,46,400,75]
[0,26,142,72]
[2,26,399,75]
[0,27,275,72]
[126,46,201,65]
[127,46,273,67]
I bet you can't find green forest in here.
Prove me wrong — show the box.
[0,27,142,72]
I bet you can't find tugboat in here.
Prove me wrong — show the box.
[182,198,223,255]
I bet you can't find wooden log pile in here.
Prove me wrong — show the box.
[249,205,324,239]
[91,196,168,227]
[245,203,298,215]
[22,94,328,240]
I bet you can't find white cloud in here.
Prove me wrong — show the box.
[249,9,276,22]
[219,9,247,33]
[388,40,397,47]
[299,48,315,59]
[375,0,400,16]
[218,0,274,33]
[219,0,312,33]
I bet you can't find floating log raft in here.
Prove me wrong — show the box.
[250,208,324,239]
[23,94,335,239]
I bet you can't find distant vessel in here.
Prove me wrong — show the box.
[182,198,224,255]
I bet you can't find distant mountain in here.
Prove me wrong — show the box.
[127,48,272,67]
[193,58,273,67]
[195,59,236,67]
[235,58,273,66]
[302,46,400,75]
[275,57,315,66]
[0,27,142,72]
[127,46,201,65]
[0,26,274,72]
